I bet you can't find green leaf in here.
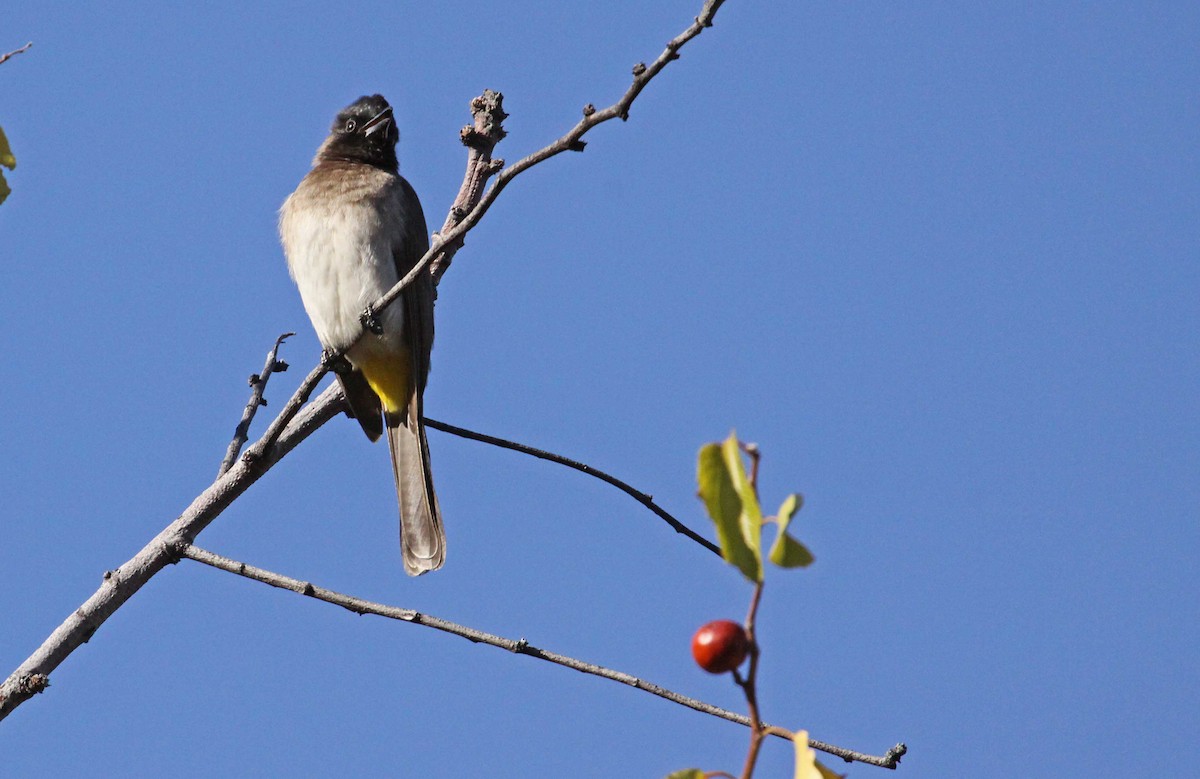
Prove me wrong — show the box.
[0,127,14,205]
[665,770,705,779]
[770,534,815,568]
[0,126,15,170]
[720,432,763,581]
[698,442,759,582]
[768,493,815,569]
[793,730,845,779]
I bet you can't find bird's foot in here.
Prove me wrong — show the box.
[359,305,384,335]
[321,349,353,375]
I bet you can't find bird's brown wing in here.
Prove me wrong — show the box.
[383,174,443,575]
[392,174,433,389]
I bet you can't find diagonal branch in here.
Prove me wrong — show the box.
[179,544,905,770]
[432,0,731,262]
[425,418,721,557]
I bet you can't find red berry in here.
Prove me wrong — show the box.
[691,620,750,674]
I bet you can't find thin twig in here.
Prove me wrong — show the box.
[219,333,293,476]
[736,582,766,778]
[241,361,331,463]
[179,544,903,770]
[0,42,32,66]
[425,418,721,557]
[406,0,731,302]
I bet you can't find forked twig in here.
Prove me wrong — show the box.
[219,333,293,475]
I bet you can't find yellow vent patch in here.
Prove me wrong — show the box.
[355,350,411,415]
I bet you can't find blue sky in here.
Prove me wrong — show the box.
[2,2,1197,777]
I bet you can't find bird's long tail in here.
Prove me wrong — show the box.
[385,391,444,576]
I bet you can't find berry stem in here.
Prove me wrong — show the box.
[737,580,766,779]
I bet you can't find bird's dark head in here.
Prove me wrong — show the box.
[316,94,400,171]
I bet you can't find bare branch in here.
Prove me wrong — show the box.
[425,418,722,557]
[218,333,292,475]
[0,42,32,66]
[406,0,731,301]
[179,544,903,770]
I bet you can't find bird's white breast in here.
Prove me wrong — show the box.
[279,174,406,353]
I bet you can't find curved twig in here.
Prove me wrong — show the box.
[425,418,721,557]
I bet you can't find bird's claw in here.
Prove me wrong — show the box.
[321,350,353,375]
[360,305,384,335]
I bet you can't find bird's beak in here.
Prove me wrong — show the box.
[361,106,395,137]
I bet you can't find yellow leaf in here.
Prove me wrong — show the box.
[794,730,845,779]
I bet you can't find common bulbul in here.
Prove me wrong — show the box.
[279,94,444,575]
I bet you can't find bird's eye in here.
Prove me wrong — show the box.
[344,119,357,133]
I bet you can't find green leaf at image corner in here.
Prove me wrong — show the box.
[720,432,764,572]
[697,442,760,582]
[768,493,815,569]
[0,170,10,205]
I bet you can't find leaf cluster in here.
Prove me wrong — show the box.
[697,432,814,583]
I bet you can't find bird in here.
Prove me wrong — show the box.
[279,94,444,576]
